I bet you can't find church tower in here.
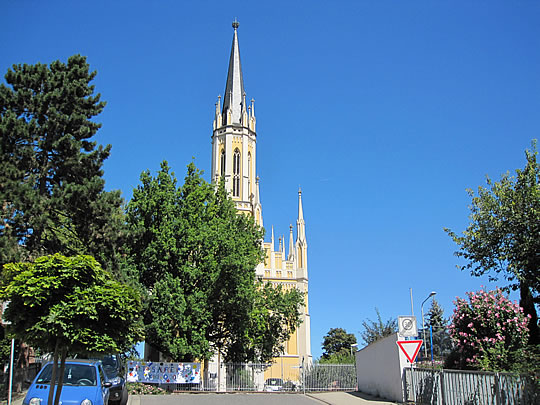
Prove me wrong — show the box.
[211,20,262,225]
[211,21,312,375]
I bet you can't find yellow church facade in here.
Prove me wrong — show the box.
[210,21,312,380]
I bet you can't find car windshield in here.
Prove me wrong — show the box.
[36,364,97,386]
[266,379,283,385]
[101,355,120,379]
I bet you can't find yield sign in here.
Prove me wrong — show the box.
[396,340,423,363]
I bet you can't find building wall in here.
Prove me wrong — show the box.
[354,333,407,402]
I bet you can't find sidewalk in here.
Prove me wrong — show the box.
[307,391,398,405]
[4,390,26,405]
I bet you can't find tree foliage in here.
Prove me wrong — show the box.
[426,299,445,328]
[244,282,304,363]
[445,142,540,344]
[423,299,452,360]
[126,161,303,362]
[0,55,127,275]
[0,254,143,405]
[446,288,530,372]
[321,328,357,362]
[360,308,397,346]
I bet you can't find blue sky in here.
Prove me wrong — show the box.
[3,1,539,360]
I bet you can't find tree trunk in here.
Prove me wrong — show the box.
[53,347,67,405]
[520,282,539,345]
[47,341,60,405]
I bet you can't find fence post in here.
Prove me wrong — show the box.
[439,370,445,405]
[411,366,417,403]
[494,372,501,405]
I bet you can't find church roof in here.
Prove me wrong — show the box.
[222,19,245,125]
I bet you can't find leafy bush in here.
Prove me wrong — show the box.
[446,288,530,371]
[127,382,168,395]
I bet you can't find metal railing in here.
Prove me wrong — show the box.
[167,361,357,392]
[404,367,539,405]
[304,364,356,392]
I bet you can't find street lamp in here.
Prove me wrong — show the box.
[421,291,436,359]
[350,343,358,358]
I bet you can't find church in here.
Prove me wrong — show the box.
[210,20,312,377]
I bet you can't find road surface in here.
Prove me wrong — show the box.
[129,392,398,405]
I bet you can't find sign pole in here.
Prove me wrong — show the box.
[8,338,14,405]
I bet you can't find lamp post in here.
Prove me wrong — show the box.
[421,291,436,359]
[350,343,358,358]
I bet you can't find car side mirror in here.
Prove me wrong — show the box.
[103,382,112,388]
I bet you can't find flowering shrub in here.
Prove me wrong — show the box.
[127,382,168,395]
[448,288,530,371]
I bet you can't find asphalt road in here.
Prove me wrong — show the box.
[132,393,320,405]
[129,392,398,405]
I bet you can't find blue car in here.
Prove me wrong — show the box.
[24,359,112,405]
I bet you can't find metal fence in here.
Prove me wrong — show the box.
[0,363,42,400]
[304,364,356,392]
[168,361,356,393]
[404,367,539,405]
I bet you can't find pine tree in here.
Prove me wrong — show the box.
[0,55,126,275]
[425,299,451,359]
[426,298,445,328]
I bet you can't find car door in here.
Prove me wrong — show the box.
[98,365,110,405]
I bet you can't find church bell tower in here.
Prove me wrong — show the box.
[211,20,262,225]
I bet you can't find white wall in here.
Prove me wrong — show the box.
[355,333,409,402]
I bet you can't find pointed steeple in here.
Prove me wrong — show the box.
[297,188,306,243]
[288,224,295,261]
[222,19,245,125]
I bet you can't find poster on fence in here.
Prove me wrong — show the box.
[127,361,201,384]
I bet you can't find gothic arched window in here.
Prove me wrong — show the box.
[220,149,226,177]
[233,148,240,197]
[247,152,252,194]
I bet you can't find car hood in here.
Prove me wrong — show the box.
[25,385,102,405]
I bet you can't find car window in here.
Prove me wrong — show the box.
[36,364,97,386]
[101,355,120,378]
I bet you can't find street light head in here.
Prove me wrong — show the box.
[351,343,358,347]
[429,291,437,297]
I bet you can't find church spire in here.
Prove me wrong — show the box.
[288,224,295,261]
[297,188,306,243]
[222,19,245,125]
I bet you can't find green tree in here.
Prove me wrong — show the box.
[0,55,127,276]
[242,282,304,363]
[321,328,357,362]
[126,161,302,362]
[424,299,451,360]
[360,308,397,346]
[426,299,445,328]
[445,142,540,344]
[0,254,143,405]
[127,162,214,361]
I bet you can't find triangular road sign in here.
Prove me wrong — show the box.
[396,340,423,363]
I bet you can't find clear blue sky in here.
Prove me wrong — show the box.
[3,1,539,360]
